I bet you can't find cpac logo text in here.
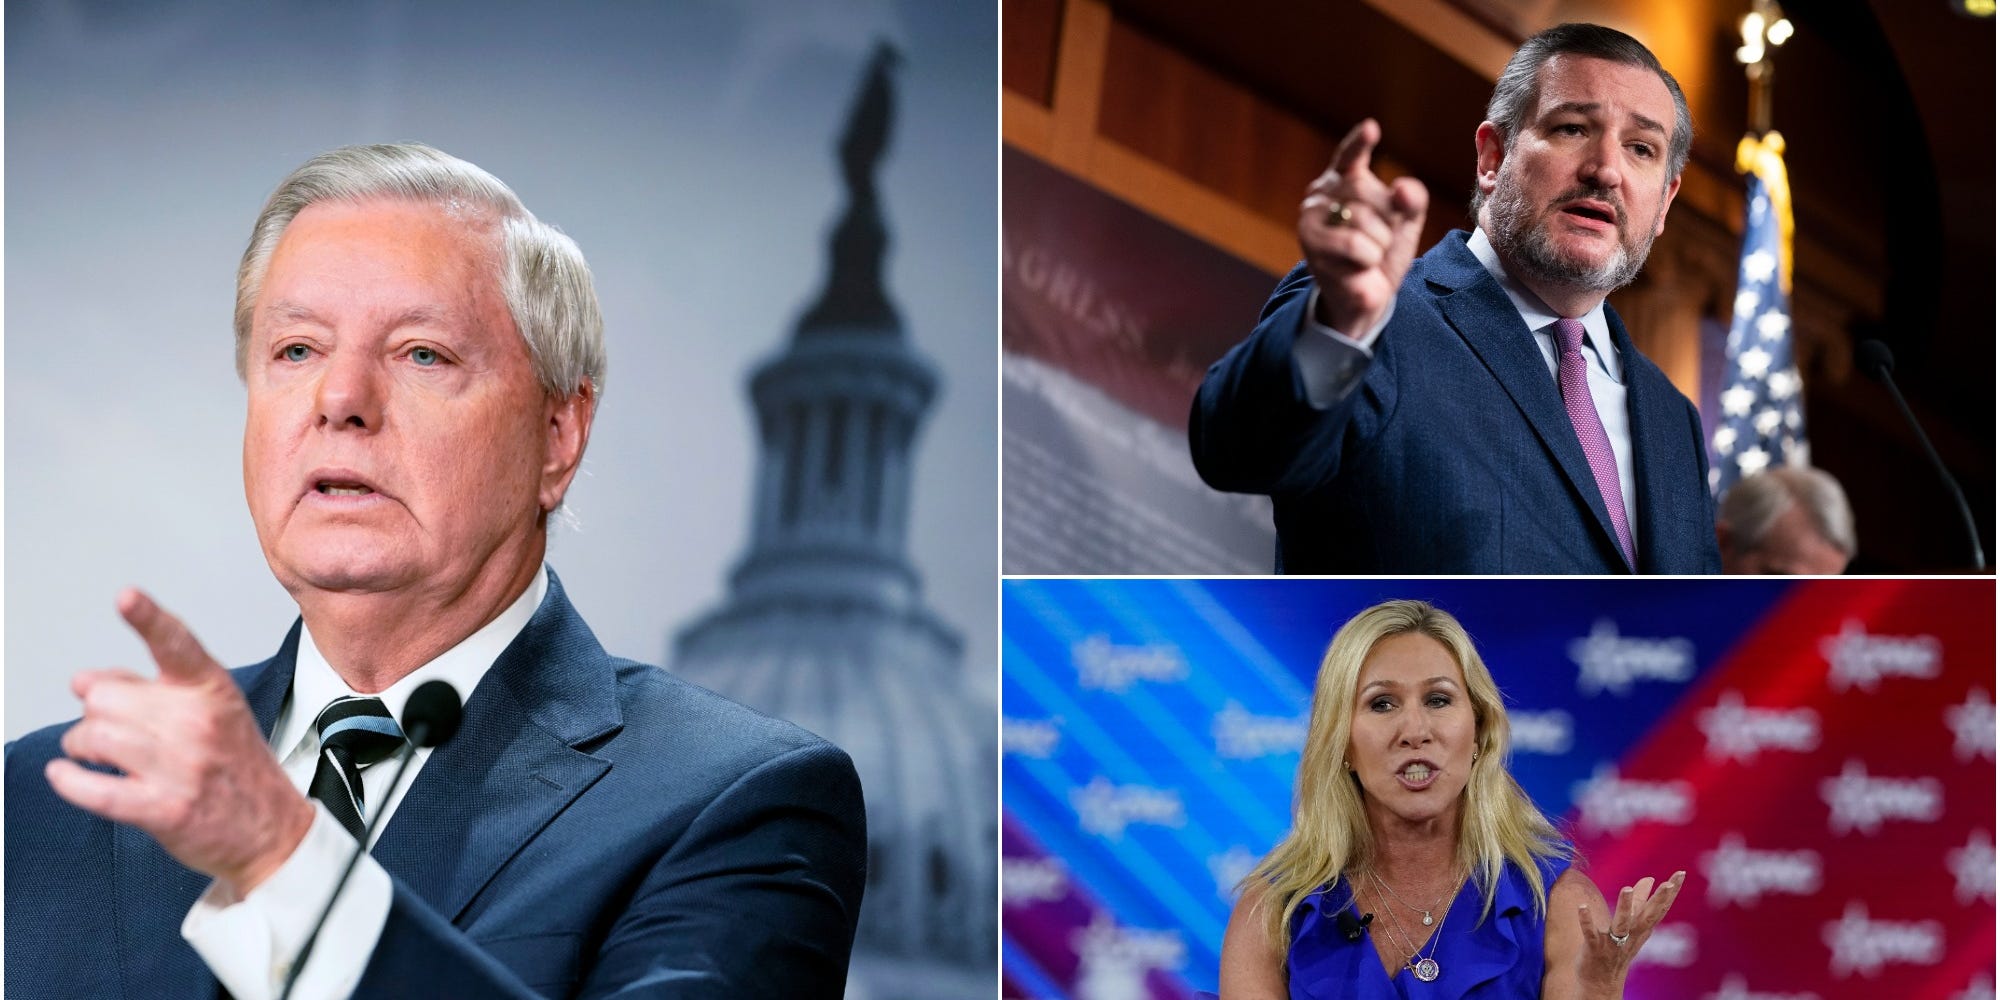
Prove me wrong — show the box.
[1002,856,1070,905]
[1702,975,1820,1000]
[1571,619,1695,696]
[1821,621,1941,692]
[1573,764,1694,835]
[1075,635,1187,692]
[1509,709,1574,755]
[1074,915,1186,1000]
[1819,759,1943,835]
[1213,702,1307,759]
[1823,902,1942,978]
[1002,716,1063,758]
[1699,833,1821,907]
[1633,923,1697,967]
[1208,846,1259,902]
[1071,777,1185,839]
[1698,691,1818,762]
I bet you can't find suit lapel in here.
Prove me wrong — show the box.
[112,632,300,999]
[371,571,621,922]
[1425,235,1630,570]
[1611,314,1684,573]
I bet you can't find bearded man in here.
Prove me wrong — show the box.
[1190,22,1721,574]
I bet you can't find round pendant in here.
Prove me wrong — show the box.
[1422,912,1434,926]
[1413,958,1440,982]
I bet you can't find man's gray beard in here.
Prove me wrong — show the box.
[1485,179,1656,294]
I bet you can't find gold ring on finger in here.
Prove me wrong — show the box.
[1325,200,1354,227]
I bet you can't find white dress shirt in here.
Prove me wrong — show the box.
[181,568,548,1000]
[1291,228,1639,550]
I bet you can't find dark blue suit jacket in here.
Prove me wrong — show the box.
[1190,231,1720,574]
[5,570,867,998]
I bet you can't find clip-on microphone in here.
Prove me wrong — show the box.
[1334,909,1375,942]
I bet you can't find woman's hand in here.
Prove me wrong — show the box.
[1573,871,1686,994]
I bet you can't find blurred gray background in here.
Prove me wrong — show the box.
[5,0,996,738]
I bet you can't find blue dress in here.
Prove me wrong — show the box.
[1286,856,1570,999]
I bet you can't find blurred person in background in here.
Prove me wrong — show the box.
[1716,465,1856,575]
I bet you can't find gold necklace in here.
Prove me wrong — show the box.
[1368,871,1463,983]
[1370,868,1459,926]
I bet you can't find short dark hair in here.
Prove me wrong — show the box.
[1469,23,1693,216]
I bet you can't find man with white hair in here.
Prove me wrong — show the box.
[6,144,866,998]
[1717,465,1856,574]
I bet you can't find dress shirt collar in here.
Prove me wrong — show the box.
[1467,227,1622,382]
[272,565,550,759]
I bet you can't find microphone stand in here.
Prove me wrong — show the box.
[1858,340,1986,570]
[276,739,428,1000]
[276,677,459,1000]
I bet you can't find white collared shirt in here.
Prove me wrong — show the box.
[1292,229,1638,554]
[181,567,549,1000]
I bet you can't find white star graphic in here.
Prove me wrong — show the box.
[1756,311,1791,340]
[1739,347,1773,378]
[1751,193,1768,219]
[1742,250,1777,284]
[1713,426,1739,453]
[1785,409,1803,430]
[1951,972,1995,1000]
[1735,289,1760,319]
[1767,370,1800,400]
[1736,447,1771,476]
[1754,408,1784,436]
[1947,688,1996,761]
[1948,831,1996,904]
[1721,385,1756,417]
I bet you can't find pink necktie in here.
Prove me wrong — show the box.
[1554,318,1635,568]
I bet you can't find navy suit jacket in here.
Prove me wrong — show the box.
[5,570,867,998]
[1190,231,1721,574]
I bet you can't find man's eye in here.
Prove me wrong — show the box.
[1630,144,1656,158]
[410,347,440,366]
[282,344,311,362]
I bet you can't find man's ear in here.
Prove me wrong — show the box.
[1656,173,1684,237]
[539,381,596,513]
[1474,122,1506,209]
[1480,123,1504,229]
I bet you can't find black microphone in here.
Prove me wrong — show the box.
[1855,339,1985,570]
[278,680,464,1000]
[1334,909,1374,941]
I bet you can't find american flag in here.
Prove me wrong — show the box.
[1710,132,1804,496]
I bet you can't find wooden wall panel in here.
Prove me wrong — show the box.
[1003,0,1063,107]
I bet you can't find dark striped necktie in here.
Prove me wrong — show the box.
[308,697,408,840]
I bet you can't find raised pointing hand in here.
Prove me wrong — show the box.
[47,588,315,895]
[1298,118,1430,337]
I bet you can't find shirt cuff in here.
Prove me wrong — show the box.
[182,802,393,1000]
[1294,288,1395,408]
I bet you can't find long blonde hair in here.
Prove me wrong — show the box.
[1240,600,1569,956]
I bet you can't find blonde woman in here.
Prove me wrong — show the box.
[1219,601,1684,998]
